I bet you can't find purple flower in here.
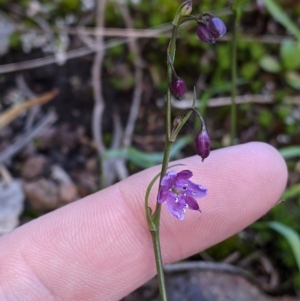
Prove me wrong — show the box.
[170,77,187,98]
[195,129,211,161]
[197,14,227,44]
[157,170,207,220]
[207,16,227,39]
[197,22,215,43]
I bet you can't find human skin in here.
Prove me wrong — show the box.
[0,142,287,301]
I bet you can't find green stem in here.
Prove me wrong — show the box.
[150,135,173,301]
[168,26,178,63]
[166,25,179,140]
[230,7,238,145]
[149,16,181,301]
[147,2,193,298]
[150,226,167,300]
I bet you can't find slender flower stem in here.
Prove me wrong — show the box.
[168,26,178,64]
[145,2,193,300]
[151,226,167,299]
[149,11,181,301]
[151,140,173,301]
[150,211,166,300]
[230,6,238,145]
[145,2,227,299]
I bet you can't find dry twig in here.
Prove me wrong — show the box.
[118,4,144,149]
[110,2,145,180]
[91,0,119,187]
[0,20,289,75]
[169,94,300,109]
[16,75,41,130]
[91,0,106,156]
[0,111,57,164]
[0,89,58,130]
[0,25,172,74]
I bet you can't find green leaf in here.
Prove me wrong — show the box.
[285,71,300,90]
[280,40,300,71]
[267,221,300,271]
[60,0,80,11]
[261,0,300,40]
[282,183,300,200]
[279,146,300,159]
[103,136,192,168]
[8,31,21,49]
[241,62,258,79]
[259,55,281,73]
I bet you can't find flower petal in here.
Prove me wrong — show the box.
[184,196,200,211]
[176,170,193,180]
[208,16,227,38]
[166,196,186,220]
[173,179,207,197]
[157,187,169,203]
[161,171,177,188]
[186,181,207,198]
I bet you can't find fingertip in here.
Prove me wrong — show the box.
[158,142,288,260]
[240,142,288,203]
[187,141,287,208]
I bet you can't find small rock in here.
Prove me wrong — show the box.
[22,155,48,180]
[59,182,78,204]
[124,269,299,301]
[86,157,98,173]
[71,171,98,197]
[23,178,59,211]
[51,165,78,204]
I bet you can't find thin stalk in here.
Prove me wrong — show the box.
[230,8,238,145]
[150,138,173,301]
[154,140,174,218]
[150,18,180,301]
[150,228,167,300]
[166,26,179,139]
[168,26,178,63]
[153,24,179,217]
[147,2,193,298]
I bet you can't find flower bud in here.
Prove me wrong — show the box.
[197,22,215,43]
[197,14,226,43]
[170,77,187,98]
[195,129,211,161]
[207,16,227,38]
[180,2,192,16]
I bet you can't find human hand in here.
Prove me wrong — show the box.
[0,142,287,301]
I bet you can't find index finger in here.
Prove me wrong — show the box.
[0,142,287,301]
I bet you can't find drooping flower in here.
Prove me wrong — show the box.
[207,16,227,39]
[195,129,211,161]
[157,170,207,220]
[196,22,214,43]
[197,14,227,44]
[170,77,187,98]
[167,53,187,99]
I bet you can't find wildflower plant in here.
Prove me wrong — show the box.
[144,1,226,299]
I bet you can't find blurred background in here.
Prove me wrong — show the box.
[0,0,300,300]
